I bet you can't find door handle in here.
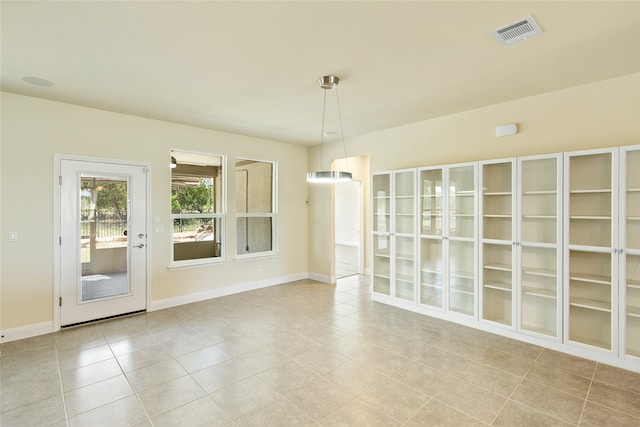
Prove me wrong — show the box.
[134,243,145,249]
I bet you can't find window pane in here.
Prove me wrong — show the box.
[235,160,273,213]
[173,217,222,261]
[236,217,273,255]
[171,150,224,263]
[172,153,223,214]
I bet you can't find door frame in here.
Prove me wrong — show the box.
[53,154,152,331]
[334,179,363,278]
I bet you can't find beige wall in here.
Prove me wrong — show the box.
[308,73,640,280]
[0,92,309,331]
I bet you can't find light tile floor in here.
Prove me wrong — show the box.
[1,276,640,426]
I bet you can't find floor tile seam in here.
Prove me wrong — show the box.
[457,353,531,381]
[583,384,640,420]
[415,397,493,427]
[501,398,581,426]
[54,345,71,426]
[317,391,407,425]
[489,355,537,426]
[517,376,591,401]
[528,358,597,381]
[576,361,598,426]
[588,375,640,396]
[579,399,640,422]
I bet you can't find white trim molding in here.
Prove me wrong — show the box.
[149,272,310,311]
[0,321,54,344]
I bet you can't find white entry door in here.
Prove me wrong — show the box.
[60,159,147,326]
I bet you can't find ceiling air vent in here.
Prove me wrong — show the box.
[492,16,542,45]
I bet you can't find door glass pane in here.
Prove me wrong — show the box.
[627,150,640,250]
[419,169,442,236]
[80,175,129,301]
[626,254,640,357]
[520,246,557,336]
[373,175,390,233]
[449,165,475,239]
[420,237,443,308]
[521,157,558,244]
[449,240,475,316]
[483,162,512,241]
[568,153,612,247]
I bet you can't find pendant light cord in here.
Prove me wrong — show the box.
[335,86,350,173]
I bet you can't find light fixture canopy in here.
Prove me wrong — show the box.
[306,75,352,184]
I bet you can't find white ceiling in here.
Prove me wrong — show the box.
[2,1,639,146]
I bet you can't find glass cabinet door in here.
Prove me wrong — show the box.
[623,147,640,358]
[372,173,391,295]
[419,168,444,308]
[566,150,615,350]
[447,164,477,316]
[481,160,515,326]
[518,155,562,338]
[393,170,416,302]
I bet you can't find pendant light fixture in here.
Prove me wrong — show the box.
[306,75,352,184]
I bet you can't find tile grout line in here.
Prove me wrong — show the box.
[576,361,597,426]
[54,345,71,427]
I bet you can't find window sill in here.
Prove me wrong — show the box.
[167,258,228,271]
[234,252,278,262]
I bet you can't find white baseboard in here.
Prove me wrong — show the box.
[0,321,54,343]
[308,272,333,284]
[149,272,310,311]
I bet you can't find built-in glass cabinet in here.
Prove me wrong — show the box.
[418,164,477,317]
[371,144,640,370]
[480,160,516,327]
[565,149,616,351]
[622,146,640,359]
[518,155,562,339]
[372,173,391,295]
[372,170,416,303]
[394,170,417,302]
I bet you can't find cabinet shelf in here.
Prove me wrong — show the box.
[627,306,640,318]
[374,253,390,258]
[523,190,557,195]
[523,215,556,219]
[570,297,611,313]
[484,214,511,218]
[628,188,640,192]
[569,273,611,285]
[570,189,612,194]
[569,216,611,220]
[627,217,640,221]
[396,195,414,199]
[395,274,414,284]
[522,287,556,299]
[450,286,474,296]
[522,267,556,278]
[484,263,512,272]
[451,213,474,217]
[628,279,640,289]
[484,192,512,196]
[373,196,390,200]
[373,273,391,280]
[484,281,512,292]
[456,190,475,196]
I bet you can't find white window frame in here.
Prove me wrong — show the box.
[170,150,226,268]
[235,157,277,259]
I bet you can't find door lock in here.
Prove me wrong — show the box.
[138,233,145,238]
[134,243,145,249]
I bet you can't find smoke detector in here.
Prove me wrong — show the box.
[492,16,542,45]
